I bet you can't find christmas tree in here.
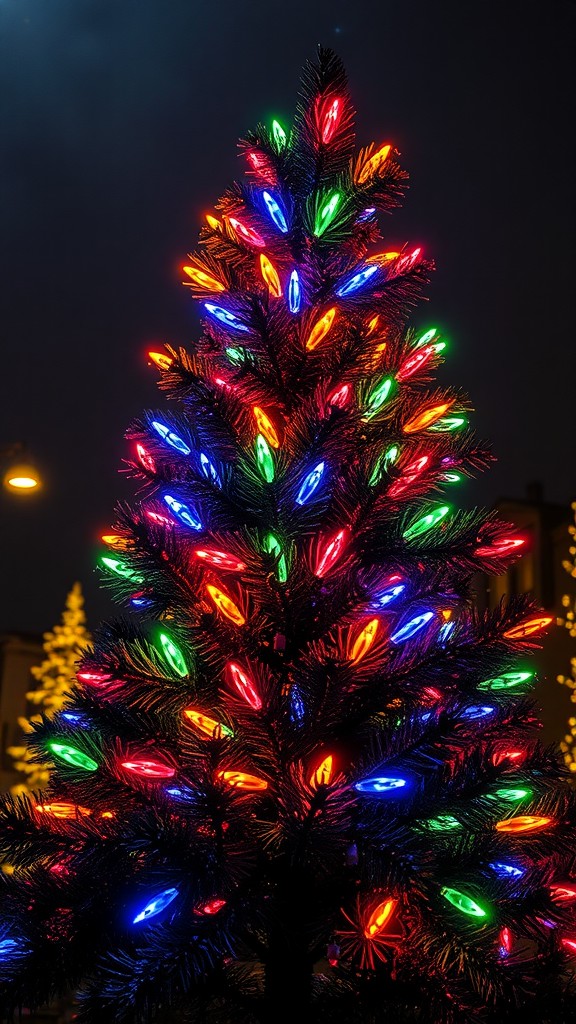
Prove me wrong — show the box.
[1,49,575,1024]
[8,582,91,795]
[558,501,576,773]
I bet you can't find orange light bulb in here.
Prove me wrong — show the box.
[310,754,334,788]
[147,350,174,370]
[306,307,336,351]
[206,584,246,626]
[35,803,92,819]
[357,144,392,184]
[182,266,225,293]
[403,402,452,434]
[183,709,233,739]
[259,254,282,298]
[367,251,400,265]
[218,770,268,791]
[350,618,380,664]
[205,214,221,231]
[366,315,380,336]
[495,815,553,833]
[503,616,553,639]
[253,406,280,448]
[364,897,397,938]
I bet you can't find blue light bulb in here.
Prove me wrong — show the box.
[356,207,376,223]
[390,610,434,644]
[295,461,325,505]
[151,420,191,456]
[459,704,496,720]
[131,595,154,608]
[61,711,88,725]
[355,776,408,794]
[163,494,202,531]
[199,452,222,488]
[0,938,20,960]
[290,686,305,723]
[165,785,196,804]
[262,190,289,233]
[489,862,525,879]
[438,621,456,644]
[204,302,250,332]
[373,580,406,608]
[288,270,302,313]
[335,264,380,298]
[133,887,179,924]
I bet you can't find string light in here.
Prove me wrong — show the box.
[390,610,434,644]
[403,505,450,541]
[475,537,526,557]
[424,815,461,831]
[182,266,225,293]
[373,576,405,607]
[121,759,175,779]
[271,119,287,149]
[165,785,196,804]
[35,803,92,819]
[495,815,553,833]
[503,616,553,639]
[296,462,326,505]
[183,709,234,739]
[146,509,173,527]
[288,270,302,313]
[459,704,496,720]
[317,96,343,143]
[489,862,525,879]
[388,455,430,497]
[195,898,227,915]
[428,415,467,433]
[194,548,246,572]
[335,264,380,298]
[355,775,408,794]
[478,671,534,691]
[227,216,265,248]
[327,382,351,408]
[364,898,397,938]
[151,420,192,455]
[357,143,392,184]
[259,254,282,297]
[396,345,436,381]
[369,445,399,486]
[314,192,341,236]
[263,532,288,582]
[205,214,221,231]
[206,584,246,626]
[157,632,189,678]
[47,742,98,772]
[204,302,250,333]
[499,927,513,958]
[306,308,336,351]
[262,190,288,233]
[362,377,395,420]
[349,618,380,663]
[136,443,156,473]
[77,669,113,687]
[163,495,202,531]
[218,770,268,791]
[403,403,452,434]
[225,346,245,365]
[199,452,222,487]
[310,754,334,788]
[440,887,488,918]
[147,350,174,370]
[99,556,144,584]
[550,884,576,902]
[226,662,262,710]
[314,528,348,577]
[133,888,179,924]
[255,433,275,482]
[253,407,280,448]
[492,788,532,802]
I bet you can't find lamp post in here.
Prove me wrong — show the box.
[0,442,43,494]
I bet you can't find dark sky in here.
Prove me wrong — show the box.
[1,0,575,636]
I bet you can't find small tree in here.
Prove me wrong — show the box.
[8,583,91,794]
[558,501,576,772]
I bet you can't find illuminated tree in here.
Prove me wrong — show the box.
[1,50,575,1024]
[8,582,91,794]
[558,501,576,773]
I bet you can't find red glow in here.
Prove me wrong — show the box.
[146,509,174,527]
[422,686,443,704]
[499,926,512,956]
[136,443,156,473]
[396,345,435,381]
[395,248,422,274]
[228,216,265,248]
[213,375,234,391]
[550,884,576,902]
[36,803,91,819]
[310,754,334,788]
[77,669,112,686]
[196,897,227,915]
[503,616,553,640]
[403,401,452,434]
[246,150,275,184]
[561,938,576,954]
[364,897,397,939]
[388,455,430,497]
[314,528,349,578]
[492,749,526,767]
[120,759,175,779]
[327,383,351,408]
[317,96,343,143]
[194,548,246,572]
[226,662,262,710]
[475,537,526,557]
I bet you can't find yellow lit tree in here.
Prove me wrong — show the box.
[558,501,576,772]
[8,582,91,794]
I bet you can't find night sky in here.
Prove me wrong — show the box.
[1,0,575,636]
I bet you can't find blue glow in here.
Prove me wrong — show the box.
[61,711,88,725]
[151,420,191,456]
[133,887,179,924]
[288,270,301,313]
[165,785,196,804]
[199,452,222,488]
[290,686,305,723]
[204,302,250,333]
[489,862,525,879]
[459,704,496,720]
[0,938,20,960]
[356,207,376,223]
[335,264,380,298]
[390,610,434,644]
[438,621,456,644]
[131,595,154,608]
[355,776,408,794]
[163,494,202,531]
[262,190,288,233]
[295,461,325,505]
[373,581,406,608]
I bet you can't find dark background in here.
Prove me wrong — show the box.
[1,0,575,635]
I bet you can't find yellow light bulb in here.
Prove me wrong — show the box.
[305,308,336,351]
[259,254,282,297]
[206,584,246,626]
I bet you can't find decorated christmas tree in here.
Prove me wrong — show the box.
[8,582,91,795]
[1,49,575,1024]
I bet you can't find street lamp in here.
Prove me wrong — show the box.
[1,442,43,494]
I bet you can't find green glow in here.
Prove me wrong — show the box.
[158,633,188,678]
[424,815,461,832]
[493,787,532,802]
[403,505,450,541]
[443,472,462,484]
[225,347,245,366]
[271,119,287,149]
[414,328,437,349]
[441,887,488,918]
[314,192,341,237]
[433,341,447,354]
[478,671,533,691]
[363,377,395,420]
[429,416,467,433]
[368,444,399,487]
[100,556,144,584]
[264,533,287,583]
[255,434,275,483]
[48,742,98,772]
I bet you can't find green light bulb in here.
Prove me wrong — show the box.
[48,742,98,772]
[493,788,532,802]
[263,532,287,583]
[363,377,395,420]
[478,671,533,691]
[441,887,488,918]
[314,192,341,237]
[368,444,400,487]
[442,472,462,484]
[403,505,450,541]
[158,633,188,678]
[225,347,245,366]
[271,119,287,150]
[100,556,144,584]
[424,815,461,832]
[255,434,275,483]
[413,328,437,349]
[429,416,466,433]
